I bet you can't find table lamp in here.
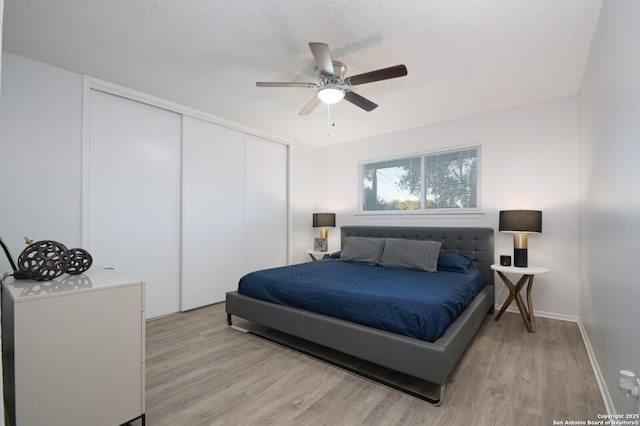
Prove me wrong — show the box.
[499,210,542,267]
[312,213,335,248]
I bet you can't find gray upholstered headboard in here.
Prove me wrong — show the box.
[340,226,494,286]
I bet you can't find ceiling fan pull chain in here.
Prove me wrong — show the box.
[326,104,337,136]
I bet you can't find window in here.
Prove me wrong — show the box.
[359,146,479,213]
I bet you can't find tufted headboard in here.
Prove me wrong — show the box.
[340,226,494,286]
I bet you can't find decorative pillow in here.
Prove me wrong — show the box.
[380,238,442,272]
[339,237,386,265]
[437,252,474,273]
[329,251,341,259]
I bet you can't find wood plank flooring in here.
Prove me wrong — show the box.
[138,303,604,425]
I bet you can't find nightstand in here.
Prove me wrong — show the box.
[306,250,333,261]
[491,264,549,332]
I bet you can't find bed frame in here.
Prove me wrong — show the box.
[225,226,494,405]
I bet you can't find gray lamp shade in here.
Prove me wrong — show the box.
[499,210,542,233]
[312,213,336,228]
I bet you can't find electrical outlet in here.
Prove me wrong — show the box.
[619,370,639,397]
[637,378,640,415]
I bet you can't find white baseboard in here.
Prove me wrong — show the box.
[577,318,615,415]
[493,304,578,322]
[493,304,614,415]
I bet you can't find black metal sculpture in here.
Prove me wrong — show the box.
[2,237,93,281]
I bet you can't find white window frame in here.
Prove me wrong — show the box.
[357,145,482,215]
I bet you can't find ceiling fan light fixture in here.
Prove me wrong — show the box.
[317,86,345,104]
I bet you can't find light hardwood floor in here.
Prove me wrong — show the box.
[139,303,604,425]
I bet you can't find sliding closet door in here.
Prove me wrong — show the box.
[181,117,245,310]
[244,134,288,272]
[88,89,181,318]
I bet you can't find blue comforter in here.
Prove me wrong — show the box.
[238,259,484,342]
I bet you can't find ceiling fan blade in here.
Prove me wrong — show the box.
[344,90,378,112]
[256,82,317,88]
[298,96,321,115]
[346,65,408,86]
[309,42,335,76]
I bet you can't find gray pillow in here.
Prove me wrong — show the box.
[340,237,386,265]
[380,238,442,272]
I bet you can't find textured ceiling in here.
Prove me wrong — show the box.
[2,0,602,147]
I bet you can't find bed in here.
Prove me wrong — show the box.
[225,226,494,404]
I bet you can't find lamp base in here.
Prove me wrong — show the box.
[514,248,528,267]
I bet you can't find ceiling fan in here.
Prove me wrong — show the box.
[256,42,408,115]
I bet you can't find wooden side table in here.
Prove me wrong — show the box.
[491,264,549,332]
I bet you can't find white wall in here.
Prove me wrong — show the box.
[289,141,319,264]
[314,97,581,318]
[579,0,640,414]
[0,52,83,266]
[1,3,6,424]
[0,52,317,266]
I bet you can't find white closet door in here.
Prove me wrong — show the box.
[244,134,288,272]
[181,117,245,310]
[88,89,181,319]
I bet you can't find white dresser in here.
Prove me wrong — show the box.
[2,267,145,426]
